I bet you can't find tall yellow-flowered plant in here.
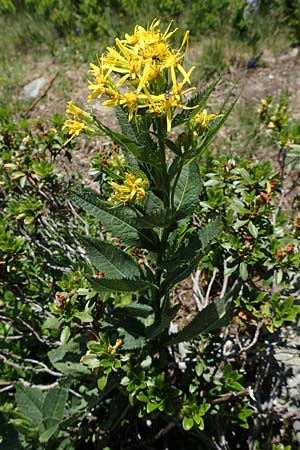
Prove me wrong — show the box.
[67,19,234,434]
[64,19,226,206]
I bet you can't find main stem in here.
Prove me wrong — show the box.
[152,117,171,319]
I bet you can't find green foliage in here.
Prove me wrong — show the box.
[2,17,300,450]
[15,384,68,442]
[3,0,297,47]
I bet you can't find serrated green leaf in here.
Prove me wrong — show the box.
[71,190,159,250]
[165,286,237,346]
[15,385,44,426]
[115,106,139,142]
[172,78,220,127]
[115,106,159,160]
[94,116,160,166]
[112,312,146,337]
[117,302,153,318]
[161,234,202,271]
[145,302,181,339]
[70,190,140,245]
[198,218,221,250]
[121,334,146,350]
[160,234,202,292]
[135,208,189,229]
[165,138,181,155]
[89,277,153,293]
[79,236,141,279]
[173,160,202,212]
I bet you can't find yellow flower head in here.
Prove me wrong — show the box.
[63,119,86,144]
[107,152,126,169]
[85,20,196,132]
[261,98,268,107]
[66,101,93,123]
[109,172,149,204]
[194,109,222,130]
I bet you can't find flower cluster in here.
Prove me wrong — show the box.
[87,19,196,131]
[109,172,149,204]
[63,101,95,144]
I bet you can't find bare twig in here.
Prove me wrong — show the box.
[18,379,59,390]
[220,260,229,299]
[0,385,14,393]
[204,267,218,306]
[0,352,63,377]
[211,387,255,405]
[18,318,47,344]
[191,269,205,310]
[1,335,23,341]
[236,321,264,354]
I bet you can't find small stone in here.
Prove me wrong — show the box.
[20,77,48,100]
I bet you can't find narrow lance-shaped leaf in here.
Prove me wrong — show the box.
[159,234,203,293]
[115,106,139,142]
[164,285,239,346]
[191,98,238,159]
[116,302,153,318]
[94,116,160,166]
[198,218,221,250]
[89,277,153,293]
[172,78,220,127]
[145,302,181,339]
[135,208,189,229]
[79,236,141,279]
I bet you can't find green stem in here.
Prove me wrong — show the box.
[152,226,170,319]
[156,117,170,209]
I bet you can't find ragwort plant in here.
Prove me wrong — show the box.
[63,18,235,433]
[60,19,300,447]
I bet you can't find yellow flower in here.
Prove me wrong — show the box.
[194,109,222,129]
[87,61,112,102]
[63,119,86,144]
[66,101,93,123]
[261,98,268,107]
[143,82,196,132]
[109,172,149,204]
[107,152,126,169]
[85,20,196,130]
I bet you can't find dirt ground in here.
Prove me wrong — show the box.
[25,44,300,125]
[20,44,300,173]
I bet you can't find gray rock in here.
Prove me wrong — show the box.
[20,77,48,100]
